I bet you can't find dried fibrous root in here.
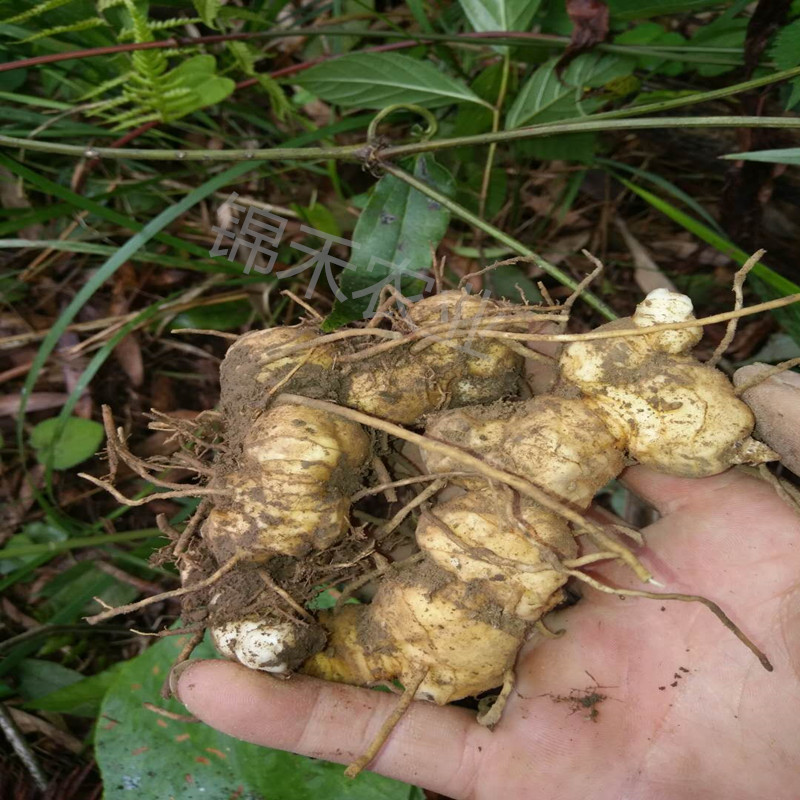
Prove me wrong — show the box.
[707,250,764,368]
[85,552,245,625]
[476,668,515,728]
[567,570,773,672]
[734,357,800,396]
[756,465,800,516]
[344,667,429,779]
[78,472,223,506]
[161,631,204,699]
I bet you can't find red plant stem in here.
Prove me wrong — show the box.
[0,30,560,74]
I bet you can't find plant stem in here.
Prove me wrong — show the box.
[380,162,617,319]
[0,529,162,560]
[3,114,798,162]
[478,52,511,227]
[0,28,748,75]
[380,115,800,158]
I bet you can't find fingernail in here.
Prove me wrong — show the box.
[168,659,197,702]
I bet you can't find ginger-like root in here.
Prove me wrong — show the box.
[560,288,778,477]
[339,292,524,424]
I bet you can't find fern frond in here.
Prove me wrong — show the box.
[18,17,107,42]
[147,16,201,32]
[121,0,154,43]
[78,72,132,101]
[2,0,75,25]
[131,49,168,80]
[227,40,257,75]
[161,47,200,57]
[97,0,128,11]
[109,112,161,130]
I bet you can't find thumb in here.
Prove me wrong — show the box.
[734,363,800,475]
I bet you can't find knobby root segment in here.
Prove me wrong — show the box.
[84,554,243,625]
[566,570,773,672]
[707,250,764,368]
[277,394,652,583]
[344,668,429,779]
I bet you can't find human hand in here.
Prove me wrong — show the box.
[174,369,800,800]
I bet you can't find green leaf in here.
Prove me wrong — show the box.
[192,0,222,28]
[13,658,84,702]
[27,664,124,717]
[96,634,422,799]
[458,0,542,33]
[686,17,746,77]
[613,23,687,76]
[721,147,800,165]
[506,53,635,129]
[324,154,454,329]
[171,299,254,332]
[0,522,67,575]
[30,417,104,470]
[161,55,235,119]
[489,265,543,304]
[293,52,487,109]
[770,17,800,69]
[608,0,725,20]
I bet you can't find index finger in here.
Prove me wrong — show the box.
[176,659,490,798]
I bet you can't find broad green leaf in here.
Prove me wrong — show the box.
[191,0,221,28]
[27,664,125,717]
[96,634,423,799]
[770,17,800,69]
[0,522,66,574]
[163,55,235,119]
[458,0,542,34]
[613,23,687,76]
[506,54,635,129]
[608,0,725,20]
[324,154,455,329]
[293,52,487,109]
[30,417,104,470]
[13,658,84,702]
[721,147,800,165]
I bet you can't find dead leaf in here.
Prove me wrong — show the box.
[615,218,676,294]
[556,0,609,75]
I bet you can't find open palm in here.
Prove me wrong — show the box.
[176,461,800,800]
